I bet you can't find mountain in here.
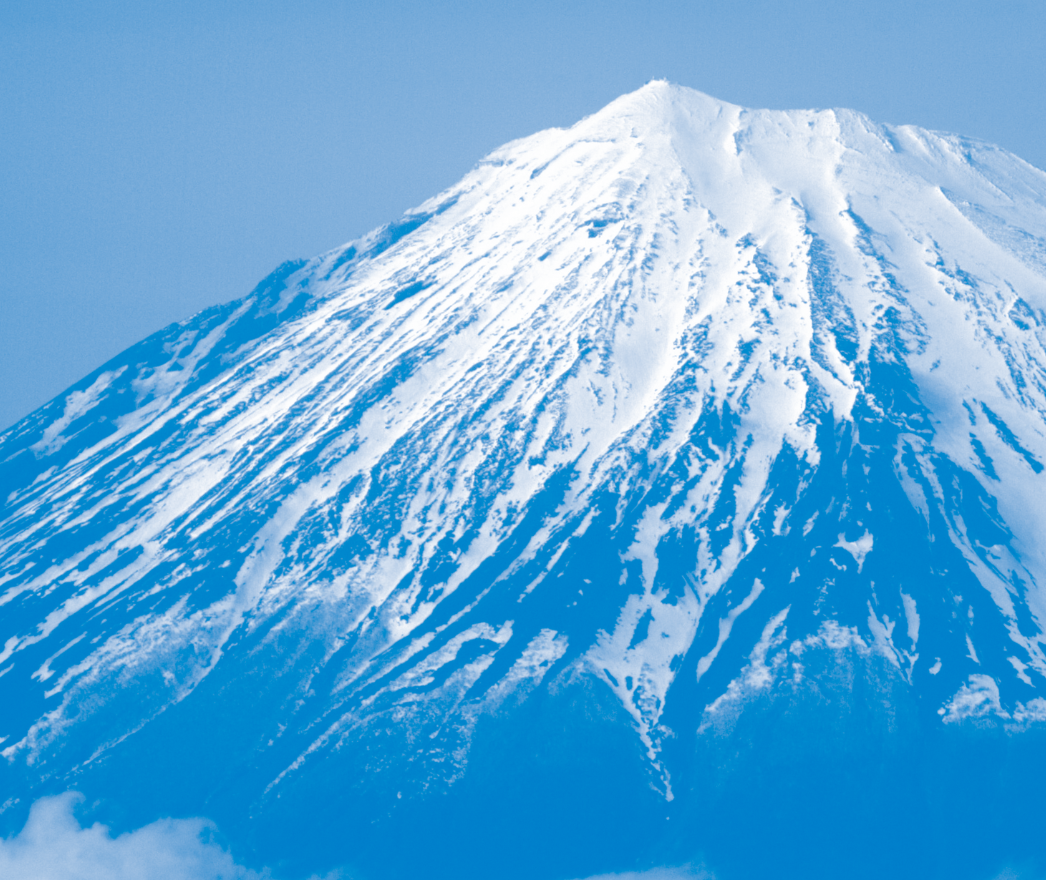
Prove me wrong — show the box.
[2,81,1046,880]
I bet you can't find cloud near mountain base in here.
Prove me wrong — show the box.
[14,795,1028,880]
[2,794,705,880]
[0,793,263,880]
[569,869,713,880]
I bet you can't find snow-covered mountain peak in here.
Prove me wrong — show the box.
[2,85,1046,877]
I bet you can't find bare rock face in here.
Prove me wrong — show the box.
[3,81,1046,879]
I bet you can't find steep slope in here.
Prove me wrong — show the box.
[2,81,1046,878]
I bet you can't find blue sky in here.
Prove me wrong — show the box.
[2,0,1044,429]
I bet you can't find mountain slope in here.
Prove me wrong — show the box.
[2,81,1046,878]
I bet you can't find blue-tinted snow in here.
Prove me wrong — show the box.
[1,82,1046,879]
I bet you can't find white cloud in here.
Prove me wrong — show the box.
[0,793,263,880]
[1,794,708,880]
[571,867,713,880]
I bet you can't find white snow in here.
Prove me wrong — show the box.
[900,592,920,646]
[701,607,791,729]
[1,80,1045,774]
[695,579,765,682]
[835,532,873,573]
[942,674,1007,722]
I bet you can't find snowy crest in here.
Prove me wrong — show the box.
[2,82,1046,808]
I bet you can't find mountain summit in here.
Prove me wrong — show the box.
[3,82,1046,879]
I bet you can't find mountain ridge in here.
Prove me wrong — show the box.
[2,81,1046,878]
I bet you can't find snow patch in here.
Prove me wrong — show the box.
[30,369,126,457]
[835,531,873,572]
[900,591,920,646]
[695,579,765,682]
[941,674,1007,722]
[701,607,790,728]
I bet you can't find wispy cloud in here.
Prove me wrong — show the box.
[570,867,714,880]
[1,794,705,880]
[1,796,720,880]
[0,793,263,880]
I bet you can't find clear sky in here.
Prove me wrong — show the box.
[2,0,1044,430]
